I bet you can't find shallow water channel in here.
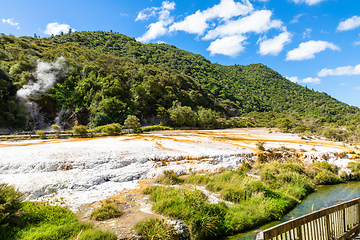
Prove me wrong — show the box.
[221,181,360,240]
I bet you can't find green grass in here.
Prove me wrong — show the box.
[344,161,360,180]
[142,125,171,132]
[0,201,117,240]
[76,229,117,240]
[144,186,228,239]
[157,170,184,185]
[90,200,123,221]
[134,218,177,240]
[138,160,346,239]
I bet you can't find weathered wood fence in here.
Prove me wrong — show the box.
[254,198,360,240]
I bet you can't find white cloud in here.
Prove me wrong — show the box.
[137,21,169,43]
[286,40,339,61]
[136,1,175,21]
[318,64,360,77]
[286,76,321,84]
[169,0,253,35]
[258,31,292,56]
[2,18,20,29]
[290,14,303,24]
[203,10,283,40]
[207,35,247,57]
[44,23,72,35]
[136,1,175,43]
[353,41,360,46]
[302,28,312,39]
[337,16,360,32]
[292,0,326,5]
[136,0,286,57]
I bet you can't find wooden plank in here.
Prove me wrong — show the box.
[335,223,360,240]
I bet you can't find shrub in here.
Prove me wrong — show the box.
[95,123,122,136]
[142,125,170,132]
[90,200,123,221]
[0,184,23,227]
[256,141,266,151]
[52,124,61,138]
[35,130,46,139]
[313,171,344,185]
[135,218,177,240]
[123,115,141,132]
[157,170,184,185]
[346,162,360,180]
[73,125,88,137]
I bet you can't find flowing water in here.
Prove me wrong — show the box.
[222,181,360,240]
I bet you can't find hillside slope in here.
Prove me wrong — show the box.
[0,34,221,129]
[48,31,359,122]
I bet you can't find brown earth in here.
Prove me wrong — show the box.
[77,179,159,240]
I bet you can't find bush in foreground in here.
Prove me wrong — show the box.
[0,185,117,240]
[157,170,184,185]
[90,200,123,221]
[0,184,23,227]
[134,218,177,240]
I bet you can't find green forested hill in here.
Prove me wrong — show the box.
[0,31,358,131]
[47,31,358,122]
[0,34,220,129]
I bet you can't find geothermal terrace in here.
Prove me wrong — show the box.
[0,128,355,211]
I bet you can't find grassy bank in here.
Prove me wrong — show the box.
[0,184,116,240]
[136,159,348,240]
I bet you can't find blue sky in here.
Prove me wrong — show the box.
[1,0,360,107]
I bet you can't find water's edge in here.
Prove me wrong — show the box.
[221,181,360,240]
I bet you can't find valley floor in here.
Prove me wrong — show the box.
[0,128,357,238]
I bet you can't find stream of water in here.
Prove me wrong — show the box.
[222,181,360,240]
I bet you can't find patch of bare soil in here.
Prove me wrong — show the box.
[77,179,159,240]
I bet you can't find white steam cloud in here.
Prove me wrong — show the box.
[17,57,66,129]
[17,57,65,99]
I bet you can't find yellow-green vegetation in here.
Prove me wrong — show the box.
[142,125,171,132]
[92,123,122,136]
[0,184,23,228]
[342,161,360,180]
[143,186,228,240]
[35,130,46,139]
[0,183,116,240]
[138,159,348,239]
[156,170,184,185]
[134,218,177,240]
[72,125,88,137]
[90,200,123,221]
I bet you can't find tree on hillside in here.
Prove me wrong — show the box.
[124,115,140,132]
[167,102,196,127]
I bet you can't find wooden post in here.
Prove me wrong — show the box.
[296,226,303,240]
[325,214,330,240]
[254,230,264,240]
[343,208,346,232]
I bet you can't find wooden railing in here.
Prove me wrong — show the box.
[254,198,360,240]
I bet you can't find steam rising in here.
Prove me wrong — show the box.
[17,57,65,98]
[17,57,66,130]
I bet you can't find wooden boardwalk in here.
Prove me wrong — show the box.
[254,198,360,240]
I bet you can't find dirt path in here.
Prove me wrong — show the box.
[77,179,159,239]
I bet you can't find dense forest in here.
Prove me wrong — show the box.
[0,31,359,136]
[48,31,358,122]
